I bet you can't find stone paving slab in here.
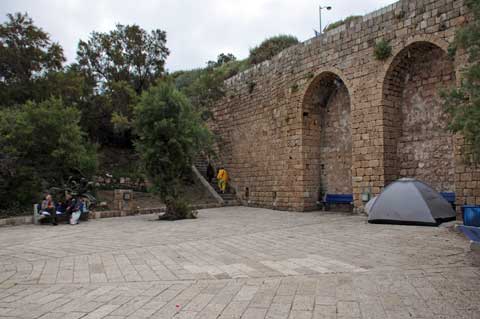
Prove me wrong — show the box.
[0,207,479,318]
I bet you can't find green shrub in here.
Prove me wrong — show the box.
[0,98,97,209]
[374,39,392,61]
[160,198,197,220]
[249,35,299,65]
[172,58,250,116]
[324,15,362,32]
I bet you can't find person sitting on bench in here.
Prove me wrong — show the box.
[41,194,58,226]
[65,193,82,225]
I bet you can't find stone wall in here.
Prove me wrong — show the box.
[210,0,479,213]
[94,176,148,192]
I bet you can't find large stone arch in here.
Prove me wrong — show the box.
[302,70,353,208]
[381,40,456,191]
[300,67,354,106]
[385,35,451,69]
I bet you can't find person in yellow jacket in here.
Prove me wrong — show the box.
[217,167,228,193]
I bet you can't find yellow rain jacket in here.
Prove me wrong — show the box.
[217,169,228,182]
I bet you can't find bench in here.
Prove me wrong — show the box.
[322,194,353,211]
[33,203,89,225]
[33,204,67,224]
[440,192,456,210]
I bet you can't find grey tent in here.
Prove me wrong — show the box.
[368,178,456,226]
[364,196,377,215]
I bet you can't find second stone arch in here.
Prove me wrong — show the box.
[302,71,353,209]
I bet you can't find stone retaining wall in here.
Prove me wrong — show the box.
[94,176,148,191]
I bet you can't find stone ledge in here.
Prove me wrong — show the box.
[89,202,223,219]
[88,208,166,219]
[0,215,33,226]
[0,203,223,227]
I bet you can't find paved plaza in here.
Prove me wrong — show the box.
[0,207,479,318]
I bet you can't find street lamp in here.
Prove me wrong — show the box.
[319,5,332,35]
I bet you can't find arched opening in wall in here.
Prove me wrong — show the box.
[382,41,456,192]
[303,72,352,205]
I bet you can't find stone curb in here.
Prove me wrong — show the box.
[0,215,34,227]
[0,202,223,227]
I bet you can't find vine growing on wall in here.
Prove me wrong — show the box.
[442,0,480,163]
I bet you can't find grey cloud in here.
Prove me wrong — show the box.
[1,0,396,71]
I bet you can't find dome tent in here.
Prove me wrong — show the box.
[364,196,377,215]
[368,178,456,226]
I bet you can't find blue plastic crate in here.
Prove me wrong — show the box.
[463,205,480,227]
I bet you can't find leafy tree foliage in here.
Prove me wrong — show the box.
[248,35,299,65]
[77,24,169,94]
[38,65,96,107]
[443,0,480,161]
[77,24,170,145]
[0,12,65,105]
[0,98,97,209]
[134,82,211,220]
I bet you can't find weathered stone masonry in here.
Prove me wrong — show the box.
[210,0,479,213]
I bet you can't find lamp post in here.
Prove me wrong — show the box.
[319,5,332,35]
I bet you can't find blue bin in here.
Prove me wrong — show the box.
[463,205,480,227]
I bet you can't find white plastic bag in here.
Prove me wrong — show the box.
[70,211,81,225]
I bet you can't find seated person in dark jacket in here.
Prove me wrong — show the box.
[65,193,81,215]
[56,201,65,214]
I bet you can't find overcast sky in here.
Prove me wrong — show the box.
[1,0,397,71]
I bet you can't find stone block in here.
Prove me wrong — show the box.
[113,189,134,211]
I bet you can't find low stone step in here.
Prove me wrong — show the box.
[224,200,240,206]
[210,184,235,194]
[198,173,237,202]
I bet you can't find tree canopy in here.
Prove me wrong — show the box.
[0,12,65,105]
[77,24,169,94]
[76,23,170,145]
